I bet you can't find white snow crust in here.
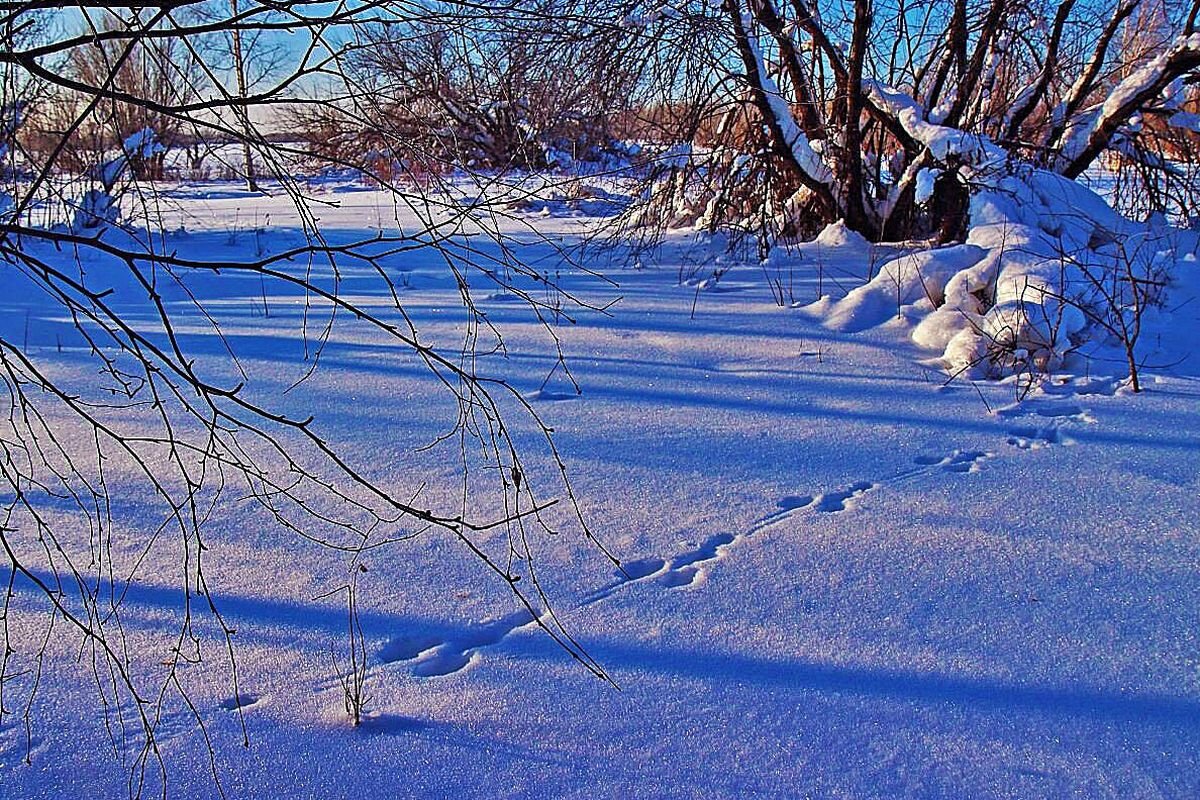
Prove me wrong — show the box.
[3,172,1200,800]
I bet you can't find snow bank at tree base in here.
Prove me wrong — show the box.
[817,167,1194,380]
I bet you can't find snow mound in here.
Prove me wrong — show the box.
[826,244,984,333]
[822,167,1169,378]
[814,219,871,251]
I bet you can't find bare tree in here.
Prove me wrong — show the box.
[228,0,259,189]
[39,13,208,179]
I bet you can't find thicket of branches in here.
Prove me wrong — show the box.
[0,2,616,795]
[346,1,645,170]
[618,0,1200,245]
[278,0,1200,245]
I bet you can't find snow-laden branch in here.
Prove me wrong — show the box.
[864,81,1006,170]
[743,27,833,186]
[1057,32,1200,178]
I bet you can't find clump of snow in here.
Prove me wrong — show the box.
[123,127,166,161]
[92,158,126,192]
[70,128,167,231]
[826,244,984,333]
[914,168,940,205]
[821,165,1164,379]
[621,5,680,27]
[814,219,870,251]
[72,189,119,231]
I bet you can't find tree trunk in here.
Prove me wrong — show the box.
[230,0,259,192]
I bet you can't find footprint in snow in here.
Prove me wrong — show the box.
[659,566,702,588]
[997,400,1094,424]
[379,634,442,664]
[379,610,536,679]
[777,495,815,512]
[998,399,1093,450]
[218,693,264,712]
[671,532,737,569]
[620,557,668,580]
[749,495,815,530]
[656,532,739,590]
[580,557,668,604]
[913,449,992,473]
[411,647,473,678]
[1041,375,1122,397]
[811,480,876,513]
[584,532,741,600]
[1006,424,1067,449]
[750,480,875,532]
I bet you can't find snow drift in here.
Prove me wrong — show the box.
[818,165,1184,382]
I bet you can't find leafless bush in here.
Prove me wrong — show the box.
[322,564,370,727]
[1064,228,1172,392]
[948,222,1170,395]
[283,1,648,174]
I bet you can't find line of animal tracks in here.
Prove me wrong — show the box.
[369,383,1110,683]
[53,378,1125,753]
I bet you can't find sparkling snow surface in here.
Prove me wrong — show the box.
[3,181,1200,798]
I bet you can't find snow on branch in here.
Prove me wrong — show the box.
[744,26,833,186]
[864,81,1007,170]
[1058,32,1200,177]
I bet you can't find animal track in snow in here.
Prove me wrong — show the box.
[671,532,737,569]
[751,479,877,529]
[376,610,535,679]
[998,398,1094,450]
[811,480,877,513]
[597,469,951,609]
[777,495,815,511]
[656,532,738,590]
[411,647,472,678]
[1006,424,1067,449]
[218,693,264,712]
[378,387,1102,681]
[585,474,906,614]
[659,566,702,588]
[620,557,667,580]
[379,634,442,664]
[913,449,992,473]
[1041,375,1122,397]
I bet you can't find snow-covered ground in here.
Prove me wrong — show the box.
[3,179,1200,798]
